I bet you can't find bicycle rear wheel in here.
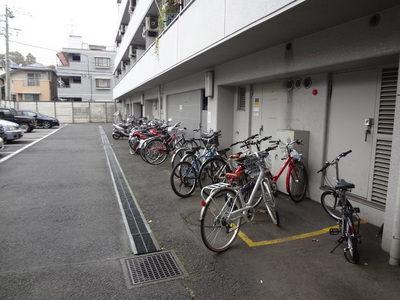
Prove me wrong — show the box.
[198,157,231,191]
[344,218,360,263]
[200,188,242,252]
[145,139,168,165]
[262,180,279,225]
[321,190,342,221]
[170,161,197,198]
[288,161,308,202]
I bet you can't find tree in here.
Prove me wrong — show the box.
[25,53,37,65]
[1,51,37,66]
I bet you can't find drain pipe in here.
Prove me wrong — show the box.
[389,173,400,265]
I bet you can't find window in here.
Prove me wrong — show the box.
[24,94,40,101]
[95,57,111,68]
[95,78,111,89]
[237,87,246,111]
[27,73,41,86]
[72,53,81,61]
[72,76,81,84]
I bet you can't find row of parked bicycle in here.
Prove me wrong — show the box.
[113,117,362,264]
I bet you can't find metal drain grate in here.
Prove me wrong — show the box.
[122,251,187,287]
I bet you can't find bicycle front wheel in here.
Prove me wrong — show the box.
[170,161,197,198]
[262,180,279,225]
[200,188,242,252]
[171,147,187,169]
[288,161,308,202]
[198,157,231,190]
[320,190,342,221]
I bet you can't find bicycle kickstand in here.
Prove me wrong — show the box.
[330,236,345,254]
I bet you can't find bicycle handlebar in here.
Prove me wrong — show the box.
[317,150,352,173]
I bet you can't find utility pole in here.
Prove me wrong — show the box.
[4,5,14,108]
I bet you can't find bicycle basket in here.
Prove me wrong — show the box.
[243,156,264,178]
[208,135,219,148]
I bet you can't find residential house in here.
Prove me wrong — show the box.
[1,62,58,103]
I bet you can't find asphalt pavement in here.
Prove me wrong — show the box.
[0,123,399,300]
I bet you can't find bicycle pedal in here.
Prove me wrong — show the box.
[329,228,340,235]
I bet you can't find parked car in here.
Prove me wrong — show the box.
[0,123,6,142]
[0,107,36,133]
[15,110,59,129]
[0,120,23,143]
[0,137,4,151]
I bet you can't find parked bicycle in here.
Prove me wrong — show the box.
[317,150,361,263]
[170,131,229,198]
[268,139,308,202]
[142,122,198,165]
[200,146,279,252]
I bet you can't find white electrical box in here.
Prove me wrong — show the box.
[270,129,310,194]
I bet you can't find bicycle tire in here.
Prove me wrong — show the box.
[288,161,308,202]
[198,157,231,191]
[344,218,360,263]
[321,190,342,221]
[145,139,168,165]
[200,188,242,252]
[262,180,279,225]
[139,139,152,162]
[170,161,197,198]
[171,147,187,169]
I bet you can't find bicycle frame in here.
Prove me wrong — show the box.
[271,154,295,193]
[206,154,270,223]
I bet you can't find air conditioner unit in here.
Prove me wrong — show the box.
[120,61,127,70]
[128,45,137,57]
[145,16,159,32]
[128,0,136,13]
[119,24,126,35]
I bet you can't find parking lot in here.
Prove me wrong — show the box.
[0,126,62,163]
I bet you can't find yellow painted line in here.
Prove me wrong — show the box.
[238,220,367,247]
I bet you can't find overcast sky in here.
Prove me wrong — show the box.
[1,0,119,66]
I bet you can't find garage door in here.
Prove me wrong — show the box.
[167,90,202,137]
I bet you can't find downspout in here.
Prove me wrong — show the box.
[389,180,400,265]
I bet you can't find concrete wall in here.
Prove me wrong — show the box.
[5,101,121,124]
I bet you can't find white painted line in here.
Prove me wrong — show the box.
[0,125,67,164]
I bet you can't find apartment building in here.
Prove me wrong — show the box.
[57,36,116,102]
[113,0,400,264]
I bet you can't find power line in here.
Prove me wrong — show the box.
[9,39,60,52]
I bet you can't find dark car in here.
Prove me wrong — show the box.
[16,110,59,129]
[0,107,36,133]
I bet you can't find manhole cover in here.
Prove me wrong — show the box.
[122,251,188,288]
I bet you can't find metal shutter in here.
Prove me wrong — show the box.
[371,67,398,204]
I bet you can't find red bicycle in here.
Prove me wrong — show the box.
[268,139,308,202]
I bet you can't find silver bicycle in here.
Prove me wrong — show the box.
[200,147,279,252]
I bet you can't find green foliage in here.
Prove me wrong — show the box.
[0,51,37,66]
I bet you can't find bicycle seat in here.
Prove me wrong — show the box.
[224,171,244,179]
[335,179,355,190]
[218,148,230,155]
[185,147,202,155]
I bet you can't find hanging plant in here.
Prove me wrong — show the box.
[154,0,180,57]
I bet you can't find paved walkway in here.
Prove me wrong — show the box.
[0,123,399,299]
